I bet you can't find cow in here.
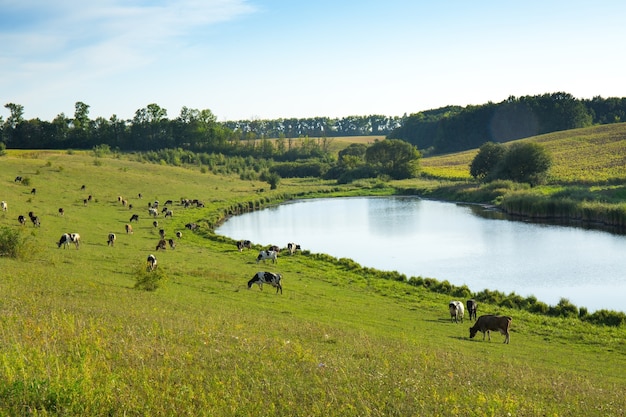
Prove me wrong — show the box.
[449,301,465,323]
[256,250,278,264]
[14,176,23,183]
[185,222,197,230]
[156,239,167,251]
[247,271,283,294]
[148,208,158,217]
[57,233,71,249]
[164,209,173,218]
[159,229,165,238]
[30,188,36,195]
[466,299,478,321]
[168,238,176,249]
[268,245,280,253]
[107,233,116,246]
[287,242,301,255]
[68,233,80,249]
[129,214,139,222]
[175,231,182,239]
[18,215,26,225]
[58,208,64,216]
[125,223,133,234]
[469,315,512,344]
[147,254,157,271]
[237,240,252,252]
[28,212,40,227]
[153,220,159,228]
[1,201,7,211]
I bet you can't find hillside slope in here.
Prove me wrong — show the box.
[420,122,626,183]
[0,151,624,415]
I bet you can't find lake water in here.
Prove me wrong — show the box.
[215,196,626,313]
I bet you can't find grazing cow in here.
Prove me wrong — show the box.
[14,176,23,183]
[57,233,71,249]
[156,239,167,251]
[268,245,280,253]
[147,254,157,271]
[466,299,478,321]
[153,220,159,228]
[68,233,81,249]
[87,195,93,202]
[30,214,40,227]
[287,242,301,255]
[58,208,64,216]
[107,233,116,246]
[1,201,7,211]
[256,250,278,264]
[469,315,512,344]
[129,214,139,222]
[18,215,26,225]
[185,222,197,230]
[175,231,182,239]
[148,208,158,217]
[449,301,465,323]
[81,185,86,190]
[159,229,165,238]
[164,209,173,218]
[30,188,36,195]
[247,271,283,294]
[83,199,88,206]
[164,200,173,205]
[237,240,252,252]
[125,223,133,234]
[168,238,176,249]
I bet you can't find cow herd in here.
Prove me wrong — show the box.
[449,299,512,344]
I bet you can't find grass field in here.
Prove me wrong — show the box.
[0,150,625,416]
[419,122,626,184]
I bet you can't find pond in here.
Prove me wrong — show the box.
[215,196,626,313]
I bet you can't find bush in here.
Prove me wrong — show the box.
[134,262,167,291]
[0,227,30,259]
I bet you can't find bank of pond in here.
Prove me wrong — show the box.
[209,193,626,326]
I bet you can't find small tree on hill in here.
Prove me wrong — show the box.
[469,142,506,181]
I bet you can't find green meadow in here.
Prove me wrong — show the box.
[0,150,625,416]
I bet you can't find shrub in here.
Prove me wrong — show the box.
[134,262,167,291]
[0,227,30,259]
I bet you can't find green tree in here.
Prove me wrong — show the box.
[469,142,506,181]
[499,142,552,185]
[365,139,421,179]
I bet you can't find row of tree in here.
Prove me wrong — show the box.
[2,92,625,158]
[388,93,626,154]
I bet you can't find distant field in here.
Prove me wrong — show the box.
[419,122,626,183]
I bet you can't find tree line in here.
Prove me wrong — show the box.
[388,92,626,154]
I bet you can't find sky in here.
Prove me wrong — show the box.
[2,0,626,123]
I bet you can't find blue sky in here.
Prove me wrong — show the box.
[2,0,626,122]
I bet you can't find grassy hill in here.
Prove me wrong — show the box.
[0,150,625,415]
[420,122,626,184]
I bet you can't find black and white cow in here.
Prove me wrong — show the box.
[287,242,301,255]
[18,215,26,225]
[237,240,252,252]
[69,233,81,249]
[1,201,7,211]
[168,238,176,249]
[247,271,283,294]
[256,250,278,264]
[449,300,465,323]
[57,233,71,249]
[147,254,158,271]
[107,233,116,246]
[129,214,139,222]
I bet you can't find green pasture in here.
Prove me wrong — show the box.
[0,151,625,416]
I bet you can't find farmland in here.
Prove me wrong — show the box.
[0,149,625,416]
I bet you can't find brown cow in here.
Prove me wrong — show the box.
[469,315,512,344]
